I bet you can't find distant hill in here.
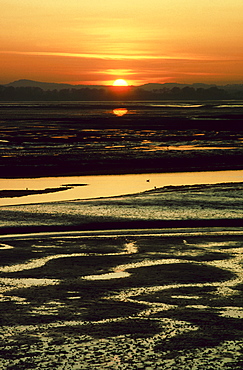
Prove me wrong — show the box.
[1,79,243,101]
[4,79,243,93]
[4,79,106,91]
[140,83,188,90]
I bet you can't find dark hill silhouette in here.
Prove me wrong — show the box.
[4,79,243,92]
[5,79,105,91]
[1,79,243,100]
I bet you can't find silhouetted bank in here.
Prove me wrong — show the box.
[1,84,243,101]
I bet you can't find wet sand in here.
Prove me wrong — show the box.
[0,102,243,368]
[0,182,243,369]
[0,231,242,369]
[0,181,242,233]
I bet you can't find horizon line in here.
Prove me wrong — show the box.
[2,79,243,87]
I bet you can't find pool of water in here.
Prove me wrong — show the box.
[0,169,242,206]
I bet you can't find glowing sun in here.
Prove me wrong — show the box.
[113,79,128,86]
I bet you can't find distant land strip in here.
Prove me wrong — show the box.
[0,187,73,198]
[1,80,243,100]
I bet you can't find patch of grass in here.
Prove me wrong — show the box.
[127,263,235,287]
[224,357,243,370]
[51,318,162,338]
[5,360,36,369]
[78,299,147,321]
[0,250,39,267]
[233,283,243,292]
[2,254,133,279]
[37,236,127,254]
[137,236,202,254]
[0,334,41,363]
[180,252,232,262]
[154,307,243,351]
[155,330,223,351]
[0,301,33,326]
[134,285,217,307]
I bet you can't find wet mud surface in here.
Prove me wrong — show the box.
[0,181,242,234]
[0,233,242,369]
[0,102,243,368]
[0,102,242,177]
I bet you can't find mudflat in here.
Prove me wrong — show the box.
[0,181,243,369]
[0,231,242,369]
[0,102,242,177]
[0,101,243,369]
[0,181,243,233]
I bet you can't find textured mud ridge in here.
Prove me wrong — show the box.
[0,233,242,369]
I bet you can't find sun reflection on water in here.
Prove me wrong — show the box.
[113,108,128,116]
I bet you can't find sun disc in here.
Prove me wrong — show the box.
[113,79,128,86]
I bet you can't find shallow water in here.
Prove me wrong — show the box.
[0,169,243,206]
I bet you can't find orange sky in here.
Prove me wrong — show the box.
[1,0,243,85]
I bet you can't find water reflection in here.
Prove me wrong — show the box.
[0,170,243,206]
[113,108,128,116]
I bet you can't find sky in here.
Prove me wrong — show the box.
[1,0,243,86]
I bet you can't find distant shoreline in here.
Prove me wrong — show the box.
[0,183,88,198]
[1,80,243,100]
[0,187,73,198]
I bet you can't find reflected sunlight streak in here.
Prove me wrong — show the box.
[113,108,128,116]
